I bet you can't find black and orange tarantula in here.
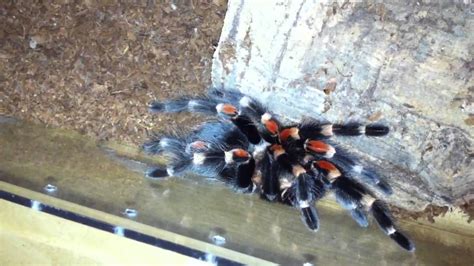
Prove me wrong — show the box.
[143,88,415,252]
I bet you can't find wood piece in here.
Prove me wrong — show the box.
[0,181,273,266]
[0,199,209,266]
[212,0,474,211]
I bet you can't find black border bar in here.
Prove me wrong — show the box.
[0,190,243,266]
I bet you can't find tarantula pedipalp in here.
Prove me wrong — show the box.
[143,88,415,252]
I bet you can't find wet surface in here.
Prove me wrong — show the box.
[1,118,473,265]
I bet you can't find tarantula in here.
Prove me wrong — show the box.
[143,88,415,252]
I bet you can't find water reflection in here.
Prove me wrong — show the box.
[0,119,472,265]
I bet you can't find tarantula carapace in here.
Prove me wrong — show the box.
[143,88,415,252]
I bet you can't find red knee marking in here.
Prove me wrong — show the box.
[270,144,286,157]
[306,140,330,153]
[221,104,238,115]
[233,148,250,158]
[292,164,306,177]
[265,120,279,135]
[261,113,279,135]
[315,160,337,171]
[279,127,299,142]
[314,160,341,180]
[190,141,208,150]
[279,128,292,142]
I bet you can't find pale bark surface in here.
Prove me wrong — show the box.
[212,0,473,211]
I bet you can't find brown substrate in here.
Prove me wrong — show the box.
[393,203,474,224]
[458,199,474,223]
[390,204,451,223]
[0,1,227,145]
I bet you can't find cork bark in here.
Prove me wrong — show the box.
[212,0,473,211]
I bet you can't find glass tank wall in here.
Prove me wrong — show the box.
[1,117,473,265]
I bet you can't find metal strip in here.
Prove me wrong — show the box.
[0,190,242,266]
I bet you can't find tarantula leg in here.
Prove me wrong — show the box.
[208,147,255,191]
[289,119,334,140]
[359,169,392,195]
[216,103,239,116]
[149,98,191,113]
[260,113,282,143]
[272,144,329,214]
[217,165,252,193]
[331,185,370,228]
[350,208,369,228]
[328,149,393,195]
[282,168,322,232]
[232,115,262,144]
[270,144,294,172]
[295,119,390,138]
[143,136,184,155]
[313,160,370,227]
[281,123,391,192]
[279,127,300,142]
[304,140,336,158]
[305,140,392,195]
[261,151,280,201]
[142,134,193,177]
[187,99,222,115]
[215,103,262,144]
[208,88,244,103]
[236,157,255,190]
[300,205,320,231]
[193,151,224,167]
[294,165,327,231]
[145,166,170,178]
[332,122,389,137]
[323,166,414,251]
[190,122,250,154]
[150,95,256,141]
[297,168,327,202]
[185,140,211,154]
[149,96,221,115]
[312,160,341,181]
[293,165,313,204]
[238,96,267,122]
[369,200,415,251]
[161,121,254,181]
[224,148,251,164]
[209,97,280,144]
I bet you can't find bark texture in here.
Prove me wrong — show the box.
[212,0,473,211]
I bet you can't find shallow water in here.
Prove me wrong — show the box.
[0,118,472,265]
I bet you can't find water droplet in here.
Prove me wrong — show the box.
[201,253,217,266]
[44,184,57,193]
[29,38,37,49]
[30,200,42,211]
[123,208,138,218]
[114,226,125,236]
[211,235,226,246]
